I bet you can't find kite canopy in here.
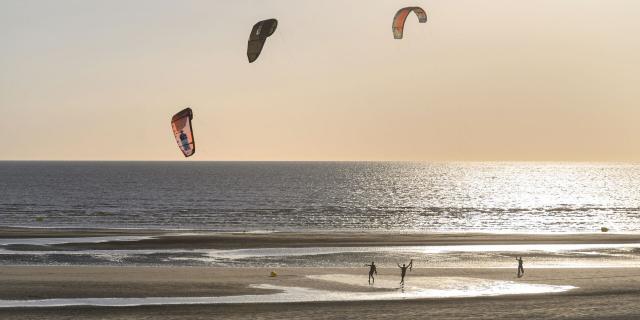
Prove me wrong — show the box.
[392,7,427,39]
[247,18,278,63]
[171,108,195,157]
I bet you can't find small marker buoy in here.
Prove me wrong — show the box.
[270,271,277,277]
[601,227,609,232]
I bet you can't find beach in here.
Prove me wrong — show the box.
[3,0,640,316]
[1,228,640,319]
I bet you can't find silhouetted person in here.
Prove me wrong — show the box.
[398,260,413,285]
[365,261,377,284]
[516,257,524,278]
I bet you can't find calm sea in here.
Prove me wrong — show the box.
[0,161,639,233]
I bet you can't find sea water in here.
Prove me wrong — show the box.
[1,161,639,233]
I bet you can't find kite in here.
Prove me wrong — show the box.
[392,7,427,39]
[247,19,278,63]
[171,107,195,157]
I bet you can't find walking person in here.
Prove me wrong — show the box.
[365,261,377,284]
[516,256,525,278]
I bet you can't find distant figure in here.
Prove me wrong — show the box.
[365,261,378,284]
[397,260,413,285]
[516,257,524,278]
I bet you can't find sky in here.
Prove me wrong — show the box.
[1,0,639,161]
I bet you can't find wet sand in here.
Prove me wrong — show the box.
[2,228,640,319]
[2,227,640,250]
[1,266,640,319]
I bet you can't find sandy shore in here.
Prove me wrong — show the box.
[2,227,640,319]
[1,266,640,319]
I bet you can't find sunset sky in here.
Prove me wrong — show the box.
[1,0,639,161]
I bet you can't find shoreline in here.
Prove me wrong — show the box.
[1,225,629,235]
[2,227,639,250]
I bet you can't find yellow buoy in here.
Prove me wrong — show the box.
[601,227,609,232]
[270,271,277,277]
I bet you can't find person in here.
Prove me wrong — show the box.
[398,260,413,285]
[365,261,377,284]
[516,256,524,278]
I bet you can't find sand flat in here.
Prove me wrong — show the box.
[1,266,640,319]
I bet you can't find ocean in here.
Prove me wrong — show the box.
[1,161,639,233]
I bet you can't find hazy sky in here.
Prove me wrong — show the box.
[1,0,639,161]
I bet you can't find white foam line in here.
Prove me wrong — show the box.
[0,236,153,246]
[203,243,640,260]
[3,243,636,258]
[0,249,193,257]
